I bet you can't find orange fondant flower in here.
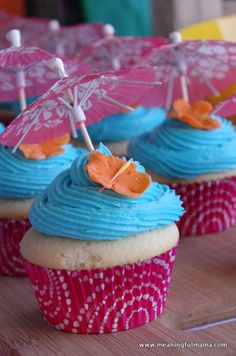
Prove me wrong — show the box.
[19,133,70,160]
[85,152,151,198]
[168,99,221,130]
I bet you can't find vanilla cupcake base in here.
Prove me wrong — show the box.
[0,198,33,219]
[22,225,179,334]
[21,224,179,271]
[149,168,236,184]
[71,139,128,157]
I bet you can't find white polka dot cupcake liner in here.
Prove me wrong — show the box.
[24,245,177,334]
[171,176,236,237]
[0,218,31,276]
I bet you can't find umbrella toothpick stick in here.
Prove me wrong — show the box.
[170,31,189,102]
[165,66,174,111]
[180,75,189,102]
[66,88,74,104]
[73,104,94,151]
[18,87,27,111]
[73,85,95,151]
[6,29,27,112]
[80,122,94,151]
[17,70,27,111]
[111,57,121,71]
[102,24,120,70]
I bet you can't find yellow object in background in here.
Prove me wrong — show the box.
[180,15,236,42]
[208,83,236,105]
[207,84,236,125]
[208,83,236,125]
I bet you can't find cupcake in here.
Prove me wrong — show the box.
[128,99,236,237]
[21,143,183,334]
[0,134,86,276]
[73,106,166,156]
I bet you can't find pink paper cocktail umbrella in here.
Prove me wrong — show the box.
[77,26,167,71]
[0,29,55,111]
[0,30,92,112]
[0,15,51,49]
[211,94,236,117]
[27,21,106,59]
[0,67,160,151]
[0,57,91,104]
[138,32,236,110]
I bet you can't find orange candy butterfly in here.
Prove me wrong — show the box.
[20,134,70,160]
[85,152,151,198]
[168,99,221,130]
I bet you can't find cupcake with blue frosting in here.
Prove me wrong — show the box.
[0,134,86,276]
[21,143,183,334]
[74,106,166,156]
[128,99,236,236]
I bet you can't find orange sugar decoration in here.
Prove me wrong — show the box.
[85,152,151,198]
[19,133,70,160]
[168,99,221,130]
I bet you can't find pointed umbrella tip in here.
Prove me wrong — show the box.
[49,19,60,32]
[103,24,115,37]
[6,29,21,47]
[47,57,67,78]
[169,31,182,44]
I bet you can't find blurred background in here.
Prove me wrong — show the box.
[1,0,236,38]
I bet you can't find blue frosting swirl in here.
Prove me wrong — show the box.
[0,123,5,134]
[29,143,184,241]
[77,106,166,142]
[128,116,236,179]
[0,145,86,199]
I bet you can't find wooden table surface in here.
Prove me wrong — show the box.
[160,225,236,330]
[1,227,236,356]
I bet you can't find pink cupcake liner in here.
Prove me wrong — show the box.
[170,176,236,237]
[24,245,177,334]
[0,218,31,276]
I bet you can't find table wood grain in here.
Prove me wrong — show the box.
[1,226,236,356]
[160,225,236,330]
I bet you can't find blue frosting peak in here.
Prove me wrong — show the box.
[77,106,166,142]
[0,144,86,199]
[29,144,184,241]
[128,116,236,179]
